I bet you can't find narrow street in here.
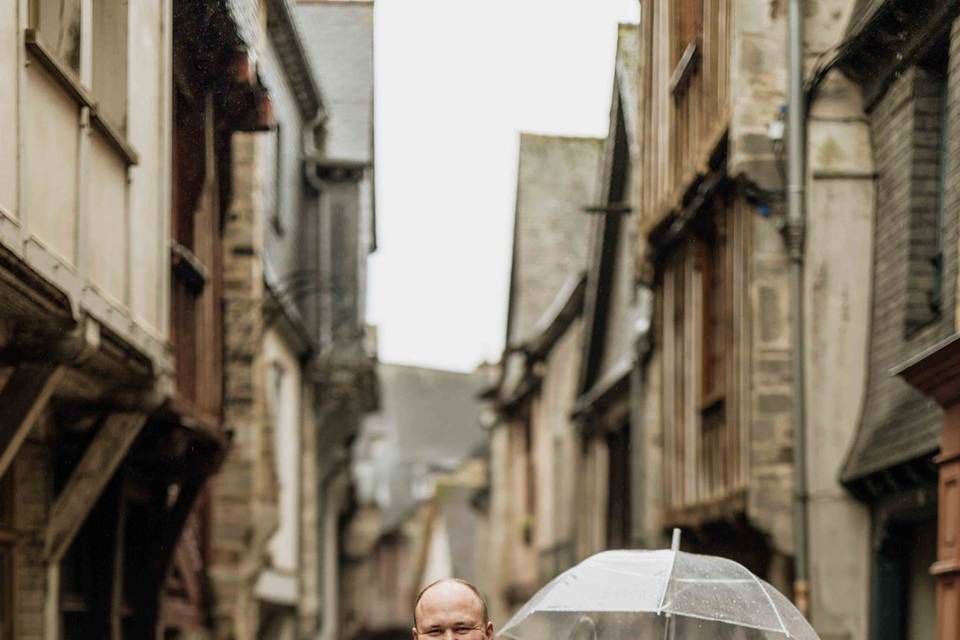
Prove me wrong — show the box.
[0,1,952,639]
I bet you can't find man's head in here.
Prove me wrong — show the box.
[412,579,493,640]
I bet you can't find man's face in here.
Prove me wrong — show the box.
[412,582,494,640]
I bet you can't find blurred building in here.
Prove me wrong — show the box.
[209,1,378,639]
[294,4,380,640]
[822,1,958,639]
[342,363,488,640]
[0,0,269,637]
[0,0,376,638]
[479,133,603,625]
[571,23,643,560]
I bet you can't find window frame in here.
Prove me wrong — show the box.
[904,41,950,335]
[697,215,727,408]
[25,0,135,163]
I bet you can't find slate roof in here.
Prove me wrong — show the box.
[500,134,603,401]
[266,0,324,119]
[295,0,374,162]
[353,364,488,530]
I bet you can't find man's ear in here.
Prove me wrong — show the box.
[411,627,418,640]
[485,621,494,639]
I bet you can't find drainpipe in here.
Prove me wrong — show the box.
[786,0,810,618]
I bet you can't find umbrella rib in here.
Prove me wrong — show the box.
[656,550,679,614]
[672,609,790,637]
[594,565,669,580]
[749,571,789,636]
[669,578,754,583]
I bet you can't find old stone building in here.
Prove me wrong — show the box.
[632,0,945,638]
[480,133,602,625]
[632,0,802,601]
[807,1,960,638]
[0,0,271,637]
[0,0,377,637]
[208,1,378,639]
[294,4,380,640]
[204,1,323,638]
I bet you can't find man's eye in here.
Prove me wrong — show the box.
[426,630,444,637]
[454,627,472,636]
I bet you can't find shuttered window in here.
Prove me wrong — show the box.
[661,192,744,512]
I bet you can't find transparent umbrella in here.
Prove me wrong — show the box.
[498,534,818,640]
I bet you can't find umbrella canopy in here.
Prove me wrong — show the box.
[498,549,819,640]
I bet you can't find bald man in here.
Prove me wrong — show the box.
[412,579,494,640]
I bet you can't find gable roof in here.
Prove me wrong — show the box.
[295,0,374,163]
[266,0,324,119]
[577,24,639,406]
[353,364,488,530]
[499,134,603,402]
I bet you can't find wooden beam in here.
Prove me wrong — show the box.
[0,363,63,481]
[44,412,147,562]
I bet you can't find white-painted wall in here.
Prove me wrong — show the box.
[0,0,19,217]
[804,3,875,634]
[5,0,169,360]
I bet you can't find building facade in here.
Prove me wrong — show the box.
[0,0,377,638]
[209,1,378,639]
[819,1,960,638]
[0,0,271,637]
[481,133,602,625]
[294,4,380,640]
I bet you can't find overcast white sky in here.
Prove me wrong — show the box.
[367,0,640,373]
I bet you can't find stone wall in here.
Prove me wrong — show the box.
[210,131,276,640]
[747,198,795,557]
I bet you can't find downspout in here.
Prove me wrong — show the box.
[786,0,810,617]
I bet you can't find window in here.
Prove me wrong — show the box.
[91,1,128,132]
[30,0,82,73]
[662,192,741,510]
[905,37,949,333]
[911,36,950,315]
[697,215,726,405]
[29,0,129,133]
